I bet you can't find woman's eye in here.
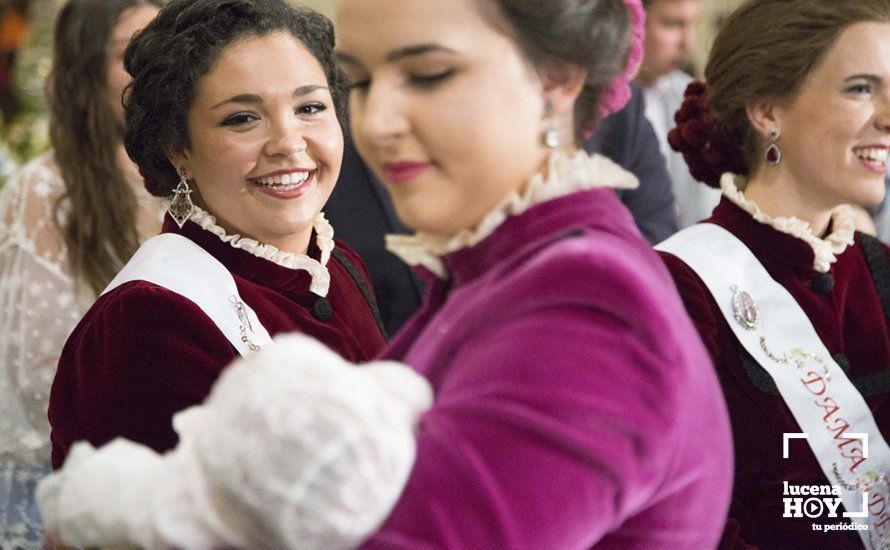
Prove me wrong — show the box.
[346,75,370,91]
[222,113,259,126]
[847,83,872,95]
[298,102,328,115]
[410,70,454,89]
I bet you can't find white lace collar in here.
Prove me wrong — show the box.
[720,173,856,273]
[188,205,334,297]
[386,151,638,278]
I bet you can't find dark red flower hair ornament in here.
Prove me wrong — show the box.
[668,81,748,189]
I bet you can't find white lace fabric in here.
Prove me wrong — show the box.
[38,334,432,550]
[0,151,164,546]
[720,173,856,273]
[386,151,638,278]
[0,152,78,461]
[188,206,335,297]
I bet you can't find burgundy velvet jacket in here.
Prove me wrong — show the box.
[660,197,890,549]
[49,215,387,468]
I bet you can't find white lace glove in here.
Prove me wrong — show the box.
[38,333,432,550]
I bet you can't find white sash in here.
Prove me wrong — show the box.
[657,223,890,547]
[103,233,273,356]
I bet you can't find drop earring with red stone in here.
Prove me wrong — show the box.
[765,129,782,166]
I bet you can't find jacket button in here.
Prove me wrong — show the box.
[811,272,835,295]
[313,297,333,322]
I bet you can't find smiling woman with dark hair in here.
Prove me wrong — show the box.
[47,0,386,468]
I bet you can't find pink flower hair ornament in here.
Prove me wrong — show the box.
[588,0,646,136]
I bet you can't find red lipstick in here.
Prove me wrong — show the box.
[383,161,431,184]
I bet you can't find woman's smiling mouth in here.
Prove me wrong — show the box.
[250,169,314,198]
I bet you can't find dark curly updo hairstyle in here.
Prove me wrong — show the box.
[474,0,633,144]
[669,0,890,188]
[123,0,346,197]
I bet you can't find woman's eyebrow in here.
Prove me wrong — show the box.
[844,73,883,85]
[211,85,329,110]
[336,43,456,67]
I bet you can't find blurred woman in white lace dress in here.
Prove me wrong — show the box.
[0,0,163,545]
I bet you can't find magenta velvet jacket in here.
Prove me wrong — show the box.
[49,215,387,468]
[660,198,890,549]
[363,188,733,549]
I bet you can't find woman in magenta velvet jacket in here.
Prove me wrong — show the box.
[660,1,890,548]
[48,0,387,467]
[39,0,733,548]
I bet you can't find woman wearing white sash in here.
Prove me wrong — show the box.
[658,1,890,547]
[48,0,387,468]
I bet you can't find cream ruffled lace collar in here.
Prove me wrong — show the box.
[386,151,638,278]
[720,173,856,273]
[189,205,335,296]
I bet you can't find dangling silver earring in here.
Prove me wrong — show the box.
[765,129,782,166]
[168,169,195,228]
[542,101,560,149]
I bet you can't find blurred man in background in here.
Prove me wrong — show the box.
[636,0,720,229]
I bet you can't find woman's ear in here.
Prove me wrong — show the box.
[541,64,587,118]
[746,99,783,140]
[165,145,189,179]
